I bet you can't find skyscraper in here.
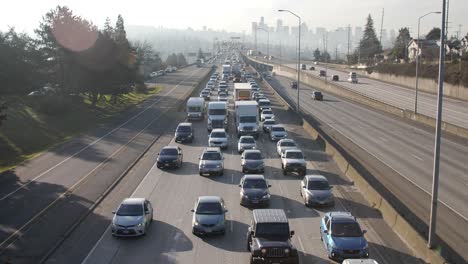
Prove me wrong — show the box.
[276,19,283,33]
[251,22,257,36]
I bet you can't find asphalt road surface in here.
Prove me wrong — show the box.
[76,65,423,264]
[266,74,468,260]
[281,62,468,129]
[0,64,212,263]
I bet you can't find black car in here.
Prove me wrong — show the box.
[239,175,271,207]
[175,122,193,143]
[311,91,323,101]
[156,146,183,169]
[332,74,339,81]
[247,209,299,264]
[291,81,297,89]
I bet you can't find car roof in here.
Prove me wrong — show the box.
[305,175,328,181]
[253,209,288,223]
[264,119,276,123]
[328,211,357,223]
[258,99,270,102]
[243,174,265,180]
[240,135,255,139]
[122,198,145,205]
[272,125,284,128]
[198,196,222,203]
[211,128,226,133]
[342,259,379,264]
[279,138,295,143]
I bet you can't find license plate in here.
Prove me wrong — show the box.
[205,228,212,233]
[123,230,129,234]
[165,164,170,167]
[252,200,259,204]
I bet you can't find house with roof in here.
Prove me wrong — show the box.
[408,39,440,62]
[461,36,468,55]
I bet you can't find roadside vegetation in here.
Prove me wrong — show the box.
[0,5,186,171]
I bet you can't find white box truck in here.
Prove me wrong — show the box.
[186,97,205,120]
[234,83,252,101]
[222,64,231,76]
[207,101,228,132]
[235,101,259,138]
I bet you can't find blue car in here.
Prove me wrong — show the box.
[320,212,369,260]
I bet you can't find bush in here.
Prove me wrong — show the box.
[36,96,74,115]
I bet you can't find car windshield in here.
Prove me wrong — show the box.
[286,151,303,159]
[241,137,255,143]
[116,203,142,216]
[188,106,201,112]
[239,116,257,123]
[314,92,322,95]
[211,132,226,138]
[272,127,285,132]
[160,148,178,155]
[196,202,223,215]
[262,110,272,115]
[243,179,267,189]
[331,222,363,237]
[281,141,296,147]
[308,180,330,190]
[202,152,221,160]
[264,120,275,125]
[177,126,191,132]
[209,109,226,115]
[245,152,262,160]
[255,223,290,240]
[259,101,270,107]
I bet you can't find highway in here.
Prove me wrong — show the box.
[67,64,423,264]
[282,62,468,129]
[0,64,212,263]
[265,73,468,260]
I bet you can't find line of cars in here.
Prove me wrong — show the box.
[110,54,373,263]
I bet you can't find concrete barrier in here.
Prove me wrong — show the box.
[244,55,451,263]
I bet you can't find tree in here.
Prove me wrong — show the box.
[176,53,187,67]
[103,17,113,38]
[166,53,178,66]
[197,48,204,59]
[358,14,382,64]
[313,48,321,61]
[321,51,331,62]
[392,27,411,61]
[426,27,441,41]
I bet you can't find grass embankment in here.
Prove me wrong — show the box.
[0,86,163,172]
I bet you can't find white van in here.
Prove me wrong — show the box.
[348,72,358,83]
[186,97,205,120]
[342,259,378,264]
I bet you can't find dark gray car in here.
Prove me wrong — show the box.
[241,149,265,174]
[191,196,227,236]
[239,175,271,207]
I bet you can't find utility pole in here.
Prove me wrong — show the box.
[347,24,351,64]
[428,0,447,249]
[335,46,338,62]
[380,8,385,45]
[445,0,450,40]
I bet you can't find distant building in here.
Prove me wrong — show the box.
[276,19,283,33]
[462,36,468,55]
[251,22,257,36]
[408,39,439,62]
[354,27,363,42]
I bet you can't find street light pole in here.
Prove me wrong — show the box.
[415,11,441,114]
[278,9,301,114]
[428,0,446,249]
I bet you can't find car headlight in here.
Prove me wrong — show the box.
[216,164,222,168]
[262,194,270,199]
[261,249,267,254]
[284,248,290,254]
[243,195,249,199]
[137,223,143,227]
[194,221,200,226]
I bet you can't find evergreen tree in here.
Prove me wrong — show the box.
[166,53,178,66]
[426,28,441,40]
[391,27,411,61]
[103,17,113,38]
[321,51,331,62]
[176,53,187,67]
[313,48,321,61]
[358,14,382,64]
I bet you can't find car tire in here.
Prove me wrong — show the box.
[219,171,224,176]
[282,170,287,176]
[199,172,203,176]
[242,168,245,173]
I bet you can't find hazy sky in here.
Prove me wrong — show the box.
[1,0,467,37]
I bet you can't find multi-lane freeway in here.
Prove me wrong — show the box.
[42,62,423,264]
[264,72,468,261]
[0,65,211,263]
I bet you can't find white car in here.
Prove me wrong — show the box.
[238,136,257,153]
[260,109,275,121]
[111,198,153,236]
[209,129,229,150]
[276,139,298,156]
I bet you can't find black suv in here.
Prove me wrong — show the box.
[247,209,299,264]
[156,146,183,169]
[175,122,194,143]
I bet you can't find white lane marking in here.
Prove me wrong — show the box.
[1,68,202,201]
[379,137,388,142]
[411,154,424,161]
[277,181,285,196]
[230,220,234,233]
[81,161,159,264]
[231,173,234,184]
[297,235,305,252]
